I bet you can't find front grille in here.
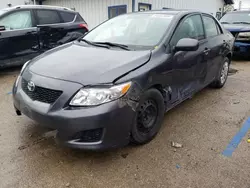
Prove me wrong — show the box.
[21,79,62,104]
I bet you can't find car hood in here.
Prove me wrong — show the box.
[222,24,250,34]
[28,42,151,85]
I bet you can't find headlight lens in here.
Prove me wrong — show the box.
[70,82,131,106]
[238,32,250,37]
[237,32,250,40]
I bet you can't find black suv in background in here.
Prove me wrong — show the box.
[0,5,88,68]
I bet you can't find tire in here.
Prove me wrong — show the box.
[131,88,165,145]
[210,57,230,89]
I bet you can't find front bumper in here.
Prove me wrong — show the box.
[233,41,250,57]
[13,72,137,150]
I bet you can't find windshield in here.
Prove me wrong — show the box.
[84,13,174,48]
[220,12,250,24]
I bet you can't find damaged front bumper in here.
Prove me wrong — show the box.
[13,73,139,150]
[14,94,137,150]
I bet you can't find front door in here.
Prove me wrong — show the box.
[0,10,39,68]
[169,14,208,102]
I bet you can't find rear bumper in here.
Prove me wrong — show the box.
[233,41,250,57]
[13,74,137,150]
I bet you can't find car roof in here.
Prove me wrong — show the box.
[2,5,75,12]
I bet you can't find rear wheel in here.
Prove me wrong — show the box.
[210,57,229,88]
[131,89,165,145]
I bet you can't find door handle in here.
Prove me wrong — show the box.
[204,48,211,55]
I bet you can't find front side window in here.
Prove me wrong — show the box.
[36,10,61,25]
[171,15,205,46]
[84,13,174,48]
[203,16,218,37]
[0,11,32,30]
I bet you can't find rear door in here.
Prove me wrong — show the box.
[0,10,39,68]
[35,9,87,50]
[169,14,209,102]
[202,14,225,84]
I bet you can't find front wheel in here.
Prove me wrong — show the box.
[210,57,229,88]
[131,88,165,145]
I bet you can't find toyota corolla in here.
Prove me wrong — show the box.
[13,10,234,150]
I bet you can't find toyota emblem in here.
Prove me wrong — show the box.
[27,81,35,92]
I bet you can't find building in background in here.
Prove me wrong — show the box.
[0,0,234,28]
[43,0,234,28]
[0,0,30,8]
[0,0,45,8]
[234,0,250,10]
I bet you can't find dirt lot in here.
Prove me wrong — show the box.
[0,61,250,188]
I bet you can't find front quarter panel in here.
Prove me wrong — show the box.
[223,31,235,59]
[116,48,173,102]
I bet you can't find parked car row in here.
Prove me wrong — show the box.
[0,5,249,70]
[0,5,88,68]
[13,9,234,150]
[220,10,250,57]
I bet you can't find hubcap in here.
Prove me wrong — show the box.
[137,100,158,134]
[220,61,229,84]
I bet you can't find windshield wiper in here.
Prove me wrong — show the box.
[93,42,130,51]
[233,21,250,24]
[221,21,230,24]
[78,38,110,49]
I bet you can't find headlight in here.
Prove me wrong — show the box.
[70,82,131,106]
[238,32,250,37]
[20,60,30,75]
[237,32,250,41]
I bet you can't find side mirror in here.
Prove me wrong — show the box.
[0,26,6,31]
[174,38,199,52]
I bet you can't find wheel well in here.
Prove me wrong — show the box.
[150,84,169,101]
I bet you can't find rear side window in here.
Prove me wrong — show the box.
[75,13,85,22]
[203,16,218,37]
[171,14,205,46]
[36,10,61,25]
[60,11,75,22]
